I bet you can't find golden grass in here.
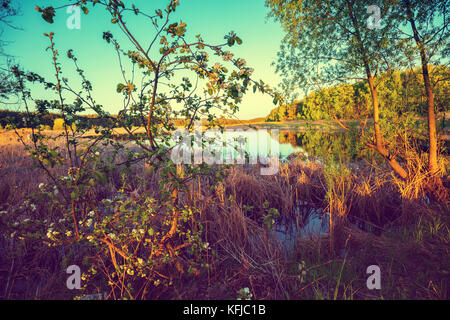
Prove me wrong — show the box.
[0,128,448,299]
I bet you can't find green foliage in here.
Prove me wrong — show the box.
[266,66,450,121]
[4,0,280,300]
[35,6,55,24]
[262,200,280,230]
[39,124,52,131]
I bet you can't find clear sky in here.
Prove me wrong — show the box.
[1,0,285,120]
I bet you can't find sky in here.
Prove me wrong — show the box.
[1,0,286,120]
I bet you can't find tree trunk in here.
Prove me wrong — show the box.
[368,76,409,179]
[405,2,439,174]
[345,0,408,179]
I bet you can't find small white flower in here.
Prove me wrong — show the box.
[108,233,116,240]
[38,183,45,190]
[58,218,66,223]
[23,218,30,223]
[88,211,95,217]
[10,231,17,238]
[0,210,7,215]
[30,204,36,211]
[86,218,93,227]
[12,222,19,227]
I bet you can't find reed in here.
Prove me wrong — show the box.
[0,130,448,299]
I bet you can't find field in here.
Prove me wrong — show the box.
[0,128,448,299]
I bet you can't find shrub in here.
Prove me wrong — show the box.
[53,118,75,131]
[53,118,65,131]
[39,124,52,131]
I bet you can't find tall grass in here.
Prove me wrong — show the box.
[0,130,448,299]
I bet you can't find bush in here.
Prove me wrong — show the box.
[53,118,65,131]
[53,118,75,131]
[39,124,52,131]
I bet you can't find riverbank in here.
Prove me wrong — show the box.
[0,132,448,299]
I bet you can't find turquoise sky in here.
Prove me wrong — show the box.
[1,0,285,119]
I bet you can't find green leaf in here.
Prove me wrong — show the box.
[116,83,125,93]
[273,96,279,105]
[71,190,79,201]
[41,7,56,24]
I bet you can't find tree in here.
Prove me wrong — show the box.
[0,0,20,102]
[8,0,280,299]
[266,0,410,179]
[397,0,449,176]
[0,0,20,55]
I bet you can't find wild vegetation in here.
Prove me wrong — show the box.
[0,0,448,300]
[266,66,449,122]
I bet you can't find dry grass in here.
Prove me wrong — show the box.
[0,128,448,299]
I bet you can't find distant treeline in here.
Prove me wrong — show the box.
[0,110,117,129]
[266,66,449,122]
[0,110,265,129]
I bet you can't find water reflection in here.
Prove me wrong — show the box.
[277,130,361,163]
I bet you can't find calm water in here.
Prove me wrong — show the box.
[169,129,353,164]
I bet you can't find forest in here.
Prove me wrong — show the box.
[266,66,449,122]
